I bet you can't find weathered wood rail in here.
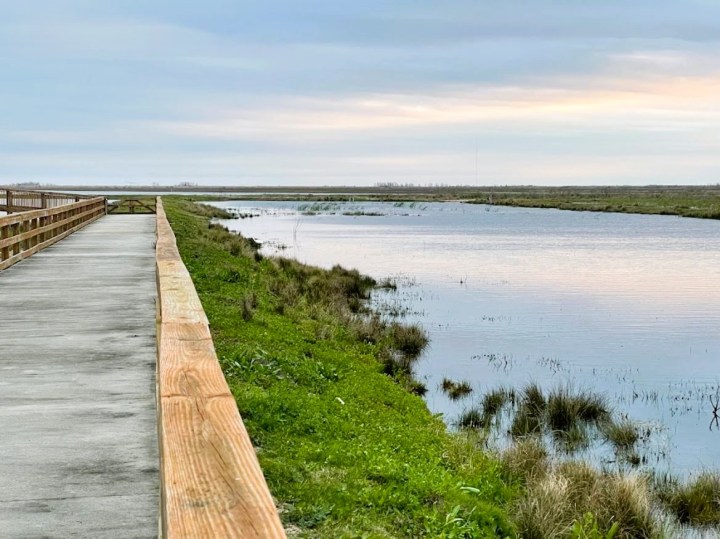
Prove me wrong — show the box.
[108,198,157,214]
[0,195,106,271]
[155,198,286,538]
[0,188,96,214]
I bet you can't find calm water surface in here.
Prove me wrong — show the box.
[211,200,720,475]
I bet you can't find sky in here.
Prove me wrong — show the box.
[1,1,719,186]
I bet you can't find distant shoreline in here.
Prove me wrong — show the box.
[6,183,718,220]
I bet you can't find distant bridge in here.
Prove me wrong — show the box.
[0,190,284,538]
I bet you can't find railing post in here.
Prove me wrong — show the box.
[6,190,13,215]
[41,192,47,209]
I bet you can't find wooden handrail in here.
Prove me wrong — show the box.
[155,198,286,538]
[0,188,95,214]
[0,196,107,271]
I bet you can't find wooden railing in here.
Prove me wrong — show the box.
[0,196,106,271]
[155,198,285,538]
[108,198,157,214]
[0,188,96,214]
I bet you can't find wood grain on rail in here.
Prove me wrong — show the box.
[155,197,286,539]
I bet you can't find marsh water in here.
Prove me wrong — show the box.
[211,200,720,475]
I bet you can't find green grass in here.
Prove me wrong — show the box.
[164,198,515,538]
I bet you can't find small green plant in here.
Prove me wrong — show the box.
[570,512,619,539]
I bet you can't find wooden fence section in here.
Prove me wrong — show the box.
[108,198,157,214]
[155,198,286,539]
[0,197,106,271]
[0,188,95,214]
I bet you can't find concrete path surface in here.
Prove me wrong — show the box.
[0,216,159,538]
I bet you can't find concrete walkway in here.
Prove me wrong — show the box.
[0,216,159,538]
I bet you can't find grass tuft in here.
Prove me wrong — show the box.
[440,378,473,400]
[658,472,720,527]
[457,408,485,430]
[546,385,609,433]
[601,419,640,452]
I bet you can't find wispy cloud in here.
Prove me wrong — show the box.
[1,1,720,185]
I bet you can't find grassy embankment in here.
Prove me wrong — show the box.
[164,198,515,538]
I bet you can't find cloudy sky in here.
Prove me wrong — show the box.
[2,1,719,186]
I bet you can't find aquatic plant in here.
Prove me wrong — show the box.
[457,408,484,429]
[510,407,543,438]
[440,378,474,400]
[521,383,546,417]
[482,387,513,418]
[388,322,428,357]
[658,472,720,527]
[601,419,640,452]
[546,385,609,432]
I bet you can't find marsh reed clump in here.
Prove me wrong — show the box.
[658,472,720,527]
[546,385,609,432]
[379,349,416,378]
[458,408,485,429]
[388,322,428,357]
[483,387,513,418]
[440,378,473,400]
[601,419,640,452]
[510,408,543,438]
[521,382,546,416]
[500,437,548,483]
[514,462,658,539]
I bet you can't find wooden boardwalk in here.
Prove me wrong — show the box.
[0,215,159,537]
